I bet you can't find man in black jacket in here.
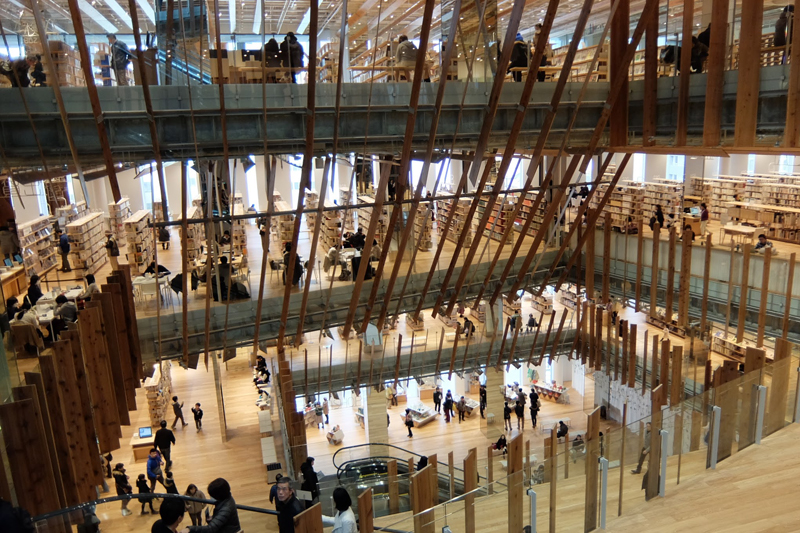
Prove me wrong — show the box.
[154,421,176,470]
[280,32,305,83]
[276,477,305,532]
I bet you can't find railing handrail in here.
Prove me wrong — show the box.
[332,442,466,476]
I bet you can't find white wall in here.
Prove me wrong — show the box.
[11,183,44,224]
[644,154,667,182]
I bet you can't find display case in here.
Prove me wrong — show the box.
[400,401,438,427]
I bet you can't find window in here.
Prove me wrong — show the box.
[36,182,49,216]
[245,157,260,211]
[290,157,303,206]
[665,155,685,182]
[140,166,165,212]
[747,154,756,174]
[632,153,645,183]
[779,155,795,175]
[411,160,424,191]
[584,159,594,183]
[505,158,524,189]
[66,176,76,205]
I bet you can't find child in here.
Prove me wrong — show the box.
[136,473,155,515]
[191,403,203,430]
[163,471,179,494]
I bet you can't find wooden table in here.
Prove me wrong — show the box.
[721,224,758,246]
[130,434,155,462]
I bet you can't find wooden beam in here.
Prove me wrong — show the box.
[767,338,793,434]
[737,244,752,343]
[704,0,730,146]
[549,422,557,532]
[635,219,644,310]
[464,448,477,533]
[586,211,596,300]
[701,234,713,332]
[678,228,693,327]
[675,0,694,145]
[507,435,524,532]
[783,253,796,338]
[665,226,676,323]
[448,328,460,379]
[63,0,121,201]
[628,324,637,389]
[621,321,629,385]
[733,0,765,147]
[411,466,435,533]
[602,212,612,303]
[584,407,601,530]
[660,337,670,390]
[537,312,557,366]
[650,334,659,392]
[641,329,648,396]
[646,384,666,500]
[757,247,772,346]
[610,0,630,146]
[650,224,661,318]
[387,460,399,514]
[670,346,683,407]
[642,0,658,146]
[358,488,374,533]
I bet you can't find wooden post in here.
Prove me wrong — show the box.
[549,422,557,533]
[610,0,630,146]
[387,459,399,514]
[464,448,477,533]
[737,244,752,343]
[293,502,323,533]
[507,434,524,533]
[642,329,649,396]
[734,0,765,147]
[487,445,494,495]
[675,0,695,145]
[665,226,676,323]
[602,212,611,303]
[767,339,794,434]
[584,408,601,531]
[428,453,438,506]
[628,324,637,389]
[670,346,683,407]
[660,338,670,390]
[635,219,644,310]
[618,403,627,516]
[595,306,603,372]
[701,234,713,333]
[621,321,629,385]
[783,253,796,339]
[448,451,455,500]
[757,248,772,346]
[650,223,660,317]
[650,335,659,392]
[704,0,730,146]
[358,489,374,533]
[642,0,658,146]
[411,465,435,533]
[678,228,693,327]
[646,385,666,500]
[586,215,595,300]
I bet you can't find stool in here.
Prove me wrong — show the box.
[486,413,495,425]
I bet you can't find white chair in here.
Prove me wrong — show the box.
[234,257,251,294]
[138,280,160,308]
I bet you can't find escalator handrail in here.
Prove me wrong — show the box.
[332,443,467,478]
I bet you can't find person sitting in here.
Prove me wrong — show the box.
[462,318,475,337]
[219,230,232,246]
[754,233,774,253]
[508,33,529,82]
[78,274,101,300]
[572,434,584,448]
[556,420,569,439]
[52,294,78,339]
[351,228,366,250]
[6,296,19,320]
[217,256,234,288]
[683,224,695,242]
[416,455,428,471]
[144,261,171,276]
[625,216,638,234]
[495,434,508,455]
[27,274,43,306]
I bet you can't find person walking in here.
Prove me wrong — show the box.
[314,401,324,429]
[443,394,453,423]
[146,448,166,492]
[385,384,395,409]
[186,478,240,532]
[503,401,512,431]
[405,409,414,437]
[269,473,284,514]
[300,457,320,508]
[394,34,418,81]
[163,472,179,495]
[456,396,467,423]
[136,473,156,515]
[107,33,133,86]
[631,422,652,474]
[526,313,537,334]
[700,202,709,237]
[154,421,176,470]
[445,391,455,418]
[322,398,330,425]
[529,397,540,429]
[105,231,120,270]
[171,396,189,428]
[57,230,71,272]
[515,401,525,431]
[321,487,357,533]
[184,484,207,527]
[191,403,203,430]
[508,33,529,82]
[479,386,487,419]
[433,387,442,413]
[112,463,132,516]
[276,476,305,533]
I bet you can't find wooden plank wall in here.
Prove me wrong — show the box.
[87,297,130,424]
[733,0,765,146]
[645,385,666,500]
[411,465,435,533]
[507,435,523,533]
[358,488,374,533]
[704,0,730,145]
[642,0,657,146]
[464,448,477,533]
[767,339,793,434]
[293,502,323,533]
[101,282,138,407]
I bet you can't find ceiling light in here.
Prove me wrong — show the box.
[252,1,262,33]
[297,7,311,33]
[229,0,236,32]
[78,0,117,33]
[135,0,156,23]
[102,0,133,29]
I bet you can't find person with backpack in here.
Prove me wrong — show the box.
[508,32,529,82]
[57,230,71,272]
[526,313,538,334]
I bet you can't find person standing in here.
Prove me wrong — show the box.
[112,463,132,516]
[163,472,179,495]
[529,397,540,429]
[433,387,442,413]
[503,401,512,431]
[443,394,453,423]
[154,421,176,470]
[300,457,319,507]
[269,473,284,513]
[184,484,207,527]
[631,422,652,474]
[394,34,418,82]
[700,202,709,237]
[105,231,120,270]
[655,205,665,229]
[136,473,156,515]
[321,487,357,533]
[191,403,203,430]
[322,398,330,425]
[526,314,537,334]
[456,396,467,423]
[107,33,132,86]
[186,478,240,532]
[314,402,324,429]
[280,32,305,83]
[276,476,305,533]
[171,396,189,428]
[508,32,529,82]
[385,384,395,409]
[146,449,165,493]
[515,401,525,431]
[479,386,487,419]
[57,231,71,272]
[151,497,185,533]
[405,409,414,437]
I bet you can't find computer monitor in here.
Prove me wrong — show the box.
[3,258,12,267]
[690,207,701,216]
[138,427,153,439]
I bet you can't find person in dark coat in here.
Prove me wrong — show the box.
[264,38,282,82]
[690,36,709,73]
[112,463,133,516]
[0,56,36,87]
[276,476,305,533]
[300,457,319,508]
[154,420,176,470]
[508,32,528,82]
[27,274,43,306]
[151,498,185,533]
[187,478,240,532]
[30,55,45,86]
[280,32,305,83]
[697,23,711,48]
[136,473,156,514]
[433,387,442,413]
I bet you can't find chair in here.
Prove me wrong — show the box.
[138,280,160,308]
[269,259,284,283]
[234,257,251,294]
[10,323,44,357]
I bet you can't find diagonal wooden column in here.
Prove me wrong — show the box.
[584,407,601,531]
[783,253,796,338]
[704,0,730,146]
[757,248,772,346]
[650,224,661,318]
[602,212,611,304]
[609,0,630,146]
[675,0,695,146]
[665,227,676,323]
[678,228,693,327]
[635,220,644,310]
[64,0,121,201]
[733,0,765,147]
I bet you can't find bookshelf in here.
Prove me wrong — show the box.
[305,190,319,232]
[593,182,643,229]
[478,194,517,243]
[55,201,87,229]
[108,198,131,241]
[711,332,774,361]
[515,193,548,238]
[415,205,433,251]
[144,361,173,427]
[643,182,683,227]
[181,205,204,260]
[556,286,582,309]
[66,212,107,275]
[357,194,388,243]
[231,203,248,255]
[272,199,295,245]
[17,216,57,278]
[124,210,154,275]
[709,178,747,220]
[436,195,473,245]
[531,293,553,314]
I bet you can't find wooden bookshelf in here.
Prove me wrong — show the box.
[643,182,683,227]
[231,203,248,255]
[124,210,154,275]
[108,197,132,241]
[711,332,774,362]
[17,216,57,278]
[66,212,107,275]
[436,195,473,245]
[594,182,644,229]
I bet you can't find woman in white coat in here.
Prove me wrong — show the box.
[322,487,357,533]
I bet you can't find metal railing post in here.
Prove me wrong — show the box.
[755,385,767,444]
[527,488,537,533]
[659,429,668,497]
[599,457,609,529]
[709,405,721,470]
